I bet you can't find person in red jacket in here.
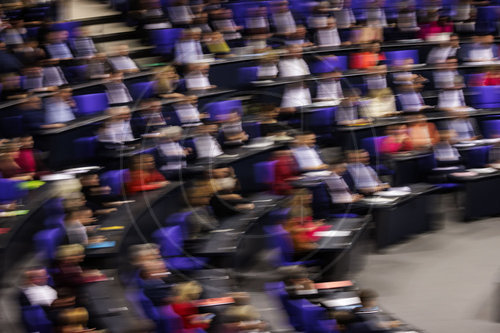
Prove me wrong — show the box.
[171,281,213,330]
[126,154,168,194]
[380,124,413,154]
[271,149,300,195]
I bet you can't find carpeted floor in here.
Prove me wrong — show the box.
[354,198,500,333]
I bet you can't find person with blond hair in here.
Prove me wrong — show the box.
[171,281,214,330]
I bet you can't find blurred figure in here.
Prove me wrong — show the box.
[245,7,270,36]
[171,281,213,330]
[256,53,279,80]
[446,113,480,142]
[315,68,344,102]
[175,28,204,64]
[291,132,328,172]
[315,17,345,47]
[44,87,76,127]
[380,125,413,154]
[363,88,398,119]
[126,154,169,194]
[183,180,219,238]
[345,150,390,194]
[44,30,73,60]
[463,34,498,63]
[104,72,133,106]
[156,126,190,178]
[98,107,136,146]
[222,292,268,332]
[419,14,453,41]
[184,62,216,90]
[426,33,459,64]
[204,31,232,58]
[209,166,254,217]
[15,135,46,178]
[396,82,433,113]
[220,110,248,147]
[56,307,94,333]
[193,124,224,159]
[278,265,316,298]
[173,95,205,127]
[0,140,32,180]
[19,267,57,309]
[132,99,167,137]
[87,53,112,79]
[153,65,185,99]
[167,0,195,26]
[107,44,140,73]
[325,162,363,204]
[349,42,385,70]
[278,44,310,78]
[336,89,369,124]
[0,73,27,100]
[284,25,313,48]
[210,8,243,43]
[433,130,462,167]
[138,257,174,306]
[407,115,440,149]
[41,59,69,88]
[270,1,297,35]
[69,26,97,59]
[280,81,312,112]
[271,149,299,195]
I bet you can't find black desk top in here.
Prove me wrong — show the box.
[315,215,371,251]
[355,183,438,209]
[449,169,500,182]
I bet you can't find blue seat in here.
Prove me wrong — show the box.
[0,115,24,138]
[44,215,65,229]
[310,56,348,73]
[33,227,64,262]
[204,100,243,122]
[237,66,259,86]
[482,119,500,138]
[152,225,207,271]
[100,169,130,196]
[304,108,336,140]
[150,28,183,55]
[63,65,88,84]
[461,145,491,168]
[21,305,53,333]
[385,49,419,66]
[74,136,98,162]
[74,93,109,116]
[300,299,340,333]
[264,207,291,226]
[475,6,499,34]
[44,198,64,217]
[50,21,81,37]
[311,183,332,219]
[164,211,193,239]
[253,160,277,186]
[361,136,393,175]
[129,81,155,101]
[469,86,500,109]
[0,178,27,203]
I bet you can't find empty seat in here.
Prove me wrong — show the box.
[74,93,109,116]
[385,49,419,66]
[469,86,500,109]
[205,100,243,122]
[482,119,500,138]
[129,81,155,100]
[33,227,65,262]
[310,56,348,74]
[100,169,130,195]
[237,66,259,86]
[150,28,183,55]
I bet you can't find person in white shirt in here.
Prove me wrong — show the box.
[173,95,206,127]
[44,87,76,126]
[157,126,190,176]
[396,82,433,112]
[193,124,224,159]
[271,2,297,35]
[315,69,344,102]
[426,34,460,64]
[257,53,279,80]
[184,62,216,91]
[168,0,195,26]
[280,82,312,111]
[245,6,270,35]
[278,44,310,78]
[433,130,462,166]
[104,72,132,105]
[464,34,498,63]
[174,28,204,64]
[315,17,343,47]
[210,8,243,42]
[19,267,58,308]
[98,107,136,144]
[107,44,140,73]
[346,149,390,194]
[291,132,327,172]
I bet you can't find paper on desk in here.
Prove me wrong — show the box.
[314,230,351,237]
[322,297,361,308]
[303,171,332,178]
[467,168,497,174]
[362,197,398,204]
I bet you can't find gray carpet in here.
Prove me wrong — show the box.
[354,198,500,333]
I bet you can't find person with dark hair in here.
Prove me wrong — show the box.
[209,166,254,217]
[126,154,168,194]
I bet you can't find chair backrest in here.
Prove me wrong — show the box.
[310,56,348,74]
[304,108,336,131]
[470,86,500,108]
[361,136,387,161]
[462,145,492,168]
[50,21,81,37]
[0,115,24,138]
[73,136,98,161]
[254,160,278,185]
[44,197,64,217]
[0,178,27,203]
[33,227,64,261]
[242,121,261,139]
[129,81,155,101]
[385,49,419,66]
[21,305,53,333]
[44,215,65,229]
[475,6,499,34]
[237,66,259,86]
[63,65,88,84]
[152,225,184,257]
[482,119,500,138]
[165,211,193,238]
[263,224,294,263]
[74,93,109,116]
[204,99,243,122]
[100,169,130,196]
[150,28,183,54]
[311,182,331,219]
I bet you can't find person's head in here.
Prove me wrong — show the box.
[330,162,347,175]
[24,267,49,286]
[156,65,179,81]
[129,243,161,267]
[19,136,34,149]
[109,71,124,82]
[278,265,313,287]
[0,140,20,161]
[20,96,42,111]
[347,149,370,164]
[63,191,86,212]
[159,126,183,142]
[295,132,316,147]
[58,307,89,331]
[140,98,162,115]
[358,289,379,308]
[197,123,219,135]
[56,244,85,264]
[130,154,156,172]
[107,106,131,121]
[173,281,203,302]
[226,109,241,123]
[139,258,168,279]
[211,166,237,192]
[287,44,303,57]
[115,44,130,56]
[448,33,459,48]
[79,172,100,187]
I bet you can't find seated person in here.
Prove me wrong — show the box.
[182,180,219,239]
[193,124,224,159]
[132,99,168,137]
[56,307,95,333]
[97,107,137,148]
[104,72,133,106]
[278,44,310,78]
[139,258,175,306]
[44,30,73,60]
[171,281,213,330]
[380,125,413,154]
[41,59,69,87]
[364,65,388,94]
[69,27,97,59]
[220,110,249,147]
[363,88,398,119]
[462,34,498,63]
[173,95,206,127]
[43,87,76,127]
[433,130,462,167]
[78,172,123,213]
[168,0,195,26]
[64,208,100,245]
[174,28,204,64]
[15,135,47,178]
[280,82,312,113]
[22,66,57,93]
[184,62,216,91]
[19,267,58,310]
[396,82,432,113]
[352,289,401,330]
[284,189,331,252]
[291,132,328,172]
[349,41,386,70]
[0,73,27,100]
[446,115,480,142]
[345,150,389,194]
[256,53,279,80]
[271,2,297,36]
[271,149,300,196]
[0,140,33,180]
[391,58,427,86]
[315,68,344,102]
[153,65,185,99]
[433,57,461,89]
[336,89,370,124]
[325,163,363,204]
[210,8,243,43]
[87,53,112,79]
[156,126,190,178]
[256,104,289,138]
[209,166,254,217]
[426,33,459,64]
[222,292,268,333]
[107,44,140,73]
[126,154,169,194]
[284,25,313,48]
[407,115,440,150]
[437,87,471,112]
[315,17,343,47]
[278,265,317,299]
